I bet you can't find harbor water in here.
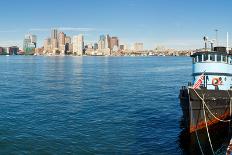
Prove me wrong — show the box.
[0,56,224,154]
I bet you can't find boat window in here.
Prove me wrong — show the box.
[217,54,221,62]
[193,57,196,63]
[203,54,208,61]
[222,55,227,62]
[230,56,232,64]
[210,54,215,61]
[198,55,202,62]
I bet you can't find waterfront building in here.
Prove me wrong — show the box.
[69,43,73,53]
[73,34,84,56]
[23,34,36,55]
[93,43,98,50]
[65,36,72,54]
[51,28,58,39]
[105,35,111,49]
[9,46,19,55]
[65,36,71,44]
[58,32,66,54]
[120,45,125,50]
[43,38,51,54]
[133,43,144,51]
[58,32,65,46]
[100,35,105,41]
[51,38,58,52]
[0,47,3,55]
[110,37,119,50]
[98,40,105,50]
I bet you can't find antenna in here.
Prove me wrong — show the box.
[203,36,208,51]
[227,32,229,53]
[215,29,218,46]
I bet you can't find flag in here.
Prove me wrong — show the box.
[193,72,205,89]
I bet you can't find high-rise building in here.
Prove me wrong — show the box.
[49,29,59,52]
[110,37,119,50]
[9,46,19,55]
[43,38,51,53]
[105,35,111,49]
[64,36,72,54]
[58,32,66,54]
[51,38,58,51]
[73,34,84,56]
[58,32,65,45]
[23,34,36,55]
[93,43,98,50]
[100,35,105,41]
[65,36,71,44]
[133,43,144,51]
[51,29,58,39]
[120,45,125,50]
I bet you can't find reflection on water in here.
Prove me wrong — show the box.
[178,116,231,154]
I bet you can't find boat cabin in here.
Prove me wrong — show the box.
[191,47,232,90]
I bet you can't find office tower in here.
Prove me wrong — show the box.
[105,34,111,49]
[30,35,37,48]
[98,35,105,50]
[23,34,36,55]
[58,32,66,45]
[93,43,98,50]
[73,34,84,56]
[51,29,58,39]
[133,43,144,51]
[120,45,125,50]
[58,32,66,53]
[65,36,71,44]
[44,38,51,53]
[110,37,119,50]
[64,36,71,54]
[100,35,105,41]
[50,29,58,52]
[51,38,58,51]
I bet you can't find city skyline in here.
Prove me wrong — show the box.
[1,0,232,49]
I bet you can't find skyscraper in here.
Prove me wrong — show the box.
[58,32,66,54]
[23,34,37,55]
[110,37,119,50]
[58,32,65,45]
[65,36,72,54]
[73,34,84,56]
[51,29,58,39]
[105,35,111,49]
[43,38,51,53]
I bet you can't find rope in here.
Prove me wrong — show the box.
[192,88,232,155]
[193,89,232,123]
[202,94,215,155]
[188,89,205,155]
[226,91,232,136]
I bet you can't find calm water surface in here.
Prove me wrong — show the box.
[0,56,192,154]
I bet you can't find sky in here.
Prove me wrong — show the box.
[0,0,232,50]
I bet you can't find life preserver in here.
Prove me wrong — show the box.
[212,77,222,86]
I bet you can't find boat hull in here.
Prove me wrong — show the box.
[179,87,232,133]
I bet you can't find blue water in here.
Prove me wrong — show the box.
[0,56,192,154]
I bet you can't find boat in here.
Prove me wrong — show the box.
[179,37,232,135]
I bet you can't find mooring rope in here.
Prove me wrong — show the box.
[188,89,205,155]
[192,88,232,155]
[193,89,232,123]
[202,93,215,155]
[226,90,232,135]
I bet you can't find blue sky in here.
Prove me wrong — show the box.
[0,0,232,49]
